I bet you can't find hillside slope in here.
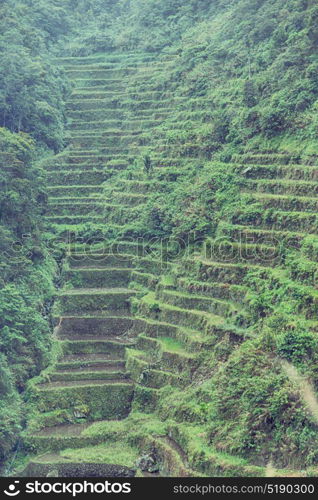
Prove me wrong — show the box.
[58,0,318,155]
[1,0,317,478]
[19,45,318,476]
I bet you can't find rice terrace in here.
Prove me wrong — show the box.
[0,0,318,482]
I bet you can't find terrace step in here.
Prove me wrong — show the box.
[47,185,104,197]
[65,68,137,79]
[111,192,148,206]
[45,215,105,225]
[67,109,127,120]
[204,239,282,266]
[125,349,183,388]
[46,161,128,173]
[233,210,317,233]
[38,379,133,390]
[70,88,173,98]
[221,224,306,249]
[56,358,126,371]
[33,381,134,421]
[136,335,197,376]
[66,268,132,288]
[233,153,301,165]
[183,257,258,284]
[289,257,318,287]
[23,443,138,477]
[137,334,193,357]
[240,163,318,182]
[46,162,108,172]
[245,179,318,196]
[150,436,193,477]
[57,327,136,340]
[68,139,134,152]
[58,288,137,313]
[66,100,124,111]
[23,422,106,455]
[73,78,123,88]
[67,131,142,142]
[48,196,102,203]
[63,61,152,71]
[47,202,104,216]
[33,422,90,437]
[133,317,212,351]
[49,367,129,383]
[68,253,135,269]
[52,158,131,168]
[158,289,241,318]
[46,224,124,238]
[53,154,109,163]
[47,168,108,185]
[73,80,158,90]
[176,277,247,303]
[247,192,318,212]
[71,90,123,99]
[139,293,242,333]
[64,60,167,71]
[58,353,125,364]
[60,339,134,359]
[47,200,132,219]
[131,271,157,290]
[57,52,157,64]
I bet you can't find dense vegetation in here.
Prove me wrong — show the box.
[58,0,318,238]
[0,0,70,464]
[1,0,318,476]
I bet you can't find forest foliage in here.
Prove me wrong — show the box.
[1,0,318,468]
[0,0,68,463]
[63,0,318,152]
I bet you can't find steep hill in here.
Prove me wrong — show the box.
[1,0,317,477]
[21,48,318,476]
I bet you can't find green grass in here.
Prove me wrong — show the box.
[81,412,167,439]
[160,275,175,287]
[59,443,139,466]
[159,337,187,353]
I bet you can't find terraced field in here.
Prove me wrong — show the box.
[23,51,196,477]
[22,53,318,477]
